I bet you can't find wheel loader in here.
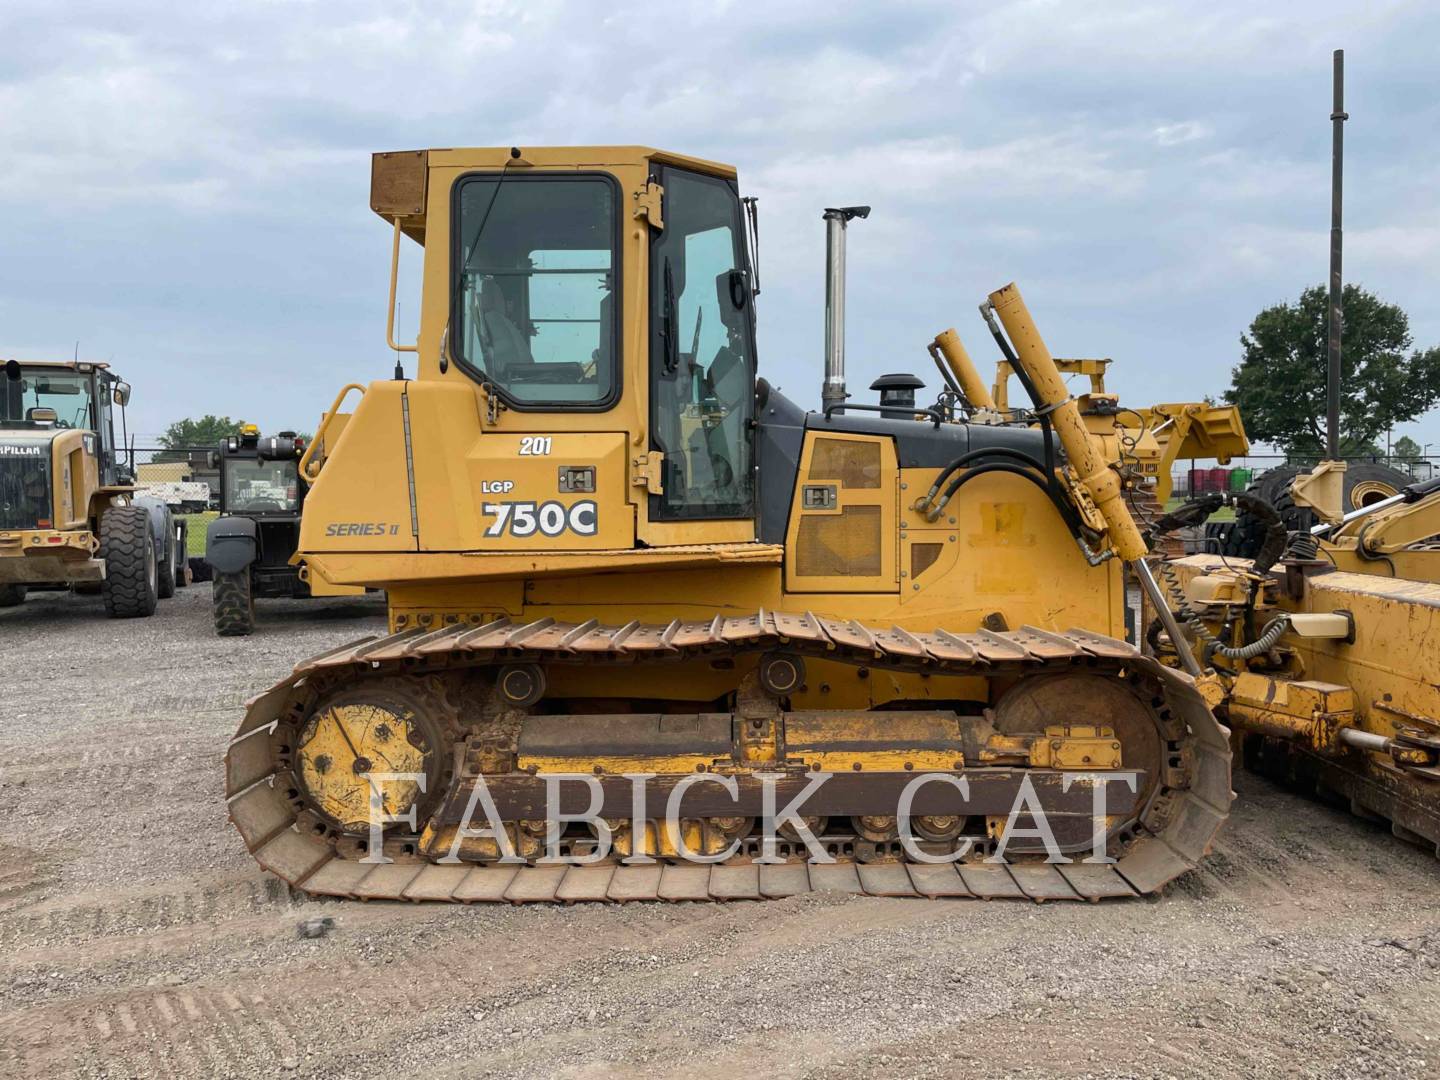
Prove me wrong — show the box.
[0,359,185,617]
[225,146,1234,904]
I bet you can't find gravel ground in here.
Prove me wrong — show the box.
[1,585,1437,1079]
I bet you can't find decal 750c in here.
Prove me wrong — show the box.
[482,500,598,538]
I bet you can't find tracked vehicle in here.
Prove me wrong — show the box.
[226,147,1231,904]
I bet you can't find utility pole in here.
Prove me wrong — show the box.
[1325,49,1347,461]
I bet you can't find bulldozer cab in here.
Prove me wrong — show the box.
[347,147,760,557]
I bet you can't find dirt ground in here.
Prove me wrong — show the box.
[1,585,1437,1080]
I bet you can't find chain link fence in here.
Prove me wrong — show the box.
[124,445,217,555]
[1170,453,1437,499]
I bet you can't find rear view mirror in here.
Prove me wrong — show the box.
[207,450,221,469]
[27,407,58,424]
[113,381,132,407]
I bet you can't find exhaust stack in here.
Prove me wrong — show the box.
[822,206,870,412]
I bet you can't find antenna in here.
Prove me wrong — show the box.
[1325,49,1347,461]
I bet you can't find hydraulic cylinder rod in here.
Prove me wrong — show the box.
[986,282,1148,562]
[931,329,997,411]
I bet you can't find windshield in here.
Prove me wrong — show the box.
[452,173,619,408]
[225,459,300,513]
[1,368,95,429]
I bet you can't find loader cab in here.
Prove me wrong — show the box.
[1,360,127,486]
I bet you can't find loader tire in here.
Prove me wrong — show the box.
[100,505,159,618]
[1223,462,1410,559]
[213,570,255,636]
[157,509,177,599]
[0,583,26,607]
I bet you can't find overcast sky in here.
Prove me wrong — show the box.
[2,1,1437,454]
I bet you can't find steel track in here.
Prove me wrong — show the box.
[225,611,1233,904]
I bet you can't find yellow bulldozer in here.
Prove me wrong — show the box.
[226,145,1236,904]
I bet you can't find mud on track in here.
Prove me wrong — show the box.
[1,586,1437,1079]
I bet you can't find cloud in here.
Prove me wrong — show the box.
[0,0,1437,447]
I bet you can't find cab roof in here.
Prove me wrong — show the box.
[2,359,111,373]
[371,145,738,227]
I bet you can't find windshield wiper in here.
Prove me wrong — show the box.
[662,256,679,373]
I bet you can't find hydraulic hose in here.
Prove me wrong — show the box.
[1147,491,1286,575]
[926,462,1090,549]
[918,447,1048,514]
[1147,490,1291,661]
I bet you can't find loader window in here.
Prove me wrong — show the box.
[451,173,620,410]
[648,168,756,520]
[1,368,95,430]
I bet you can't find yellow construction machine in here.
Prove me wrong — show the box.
[1,359,186,616]
[1153,478,1440,853]
[1145,49,1440,855]
[226,146,1233,904]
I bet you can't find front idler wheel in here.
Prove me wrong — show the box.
[290,680,453,836]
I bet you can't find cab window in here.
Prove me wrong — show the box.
[452,174,620,409]
[225,459,300,513]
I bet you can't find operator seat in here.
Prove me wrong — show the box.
[477,277,534,380]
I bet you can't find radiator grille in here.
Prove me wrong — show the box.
[0,450,50,531]
[808,438,881,489]
[796,506,881,577]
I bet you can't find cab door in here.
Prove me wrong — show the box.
[642,165,757,545]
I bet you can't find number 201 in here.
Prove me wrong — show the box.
[519,436,552,456]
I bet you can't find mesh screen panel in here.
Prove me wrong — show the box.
[796,506,882,577]
[910,542,943,580]
[808,438,881,489]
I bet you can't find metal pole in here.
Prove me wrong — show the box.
[1132,559,1204,677]
[821,206,869,413]
[1326,49,1347,460]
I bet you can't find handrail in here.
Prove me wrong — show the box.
[386,218,419,354]
[299,383,367,480]
[823,402,943,428]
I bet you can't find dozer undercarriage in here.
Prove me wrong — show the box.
[228,613,1230,902]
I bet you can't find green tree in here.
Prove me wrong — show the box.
[1393,435,1423,461]
[160,415,241,449]
[1224,284,1440,456]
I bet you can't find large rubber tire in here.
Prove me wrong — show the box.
[100,505,159,618]
[1340,462,1411,513]
[1222,462,1411,558]
[213,570,255,636]
[156,508,177,600]
[0,583,26,607]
